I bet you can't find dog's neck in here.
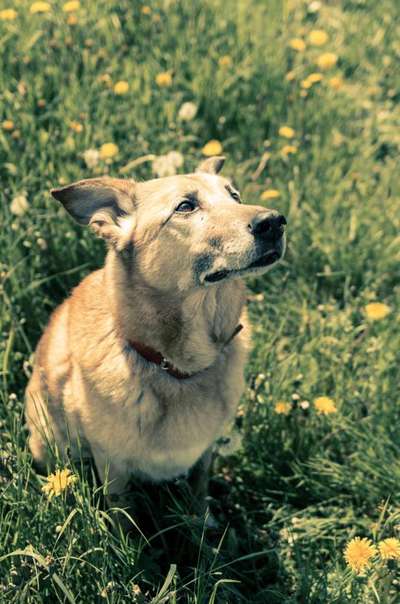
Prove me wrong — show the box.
[105,250,247,373]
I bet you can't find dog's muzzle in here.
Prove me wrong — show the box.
[204,212,286,284]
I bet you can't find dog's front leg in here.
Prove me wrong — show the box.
[91,446,137,534]
[187,448,213,515]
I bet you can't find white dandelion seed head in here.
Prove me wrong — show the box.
[83,148,100,169]
[152,151,184,177]
[178,101,198,122]
[10,193,29,216]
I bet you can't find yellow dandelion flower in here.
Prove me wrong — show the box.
[344,537,376,573]
[286,70,296,81]
[155,72,172,87]
[2,120,14,131]
[62,0,80,12]
[279,126,295,139]
[219,55,232,67]
[328,76,343,90]
[99,142,119,159]
[301,73,323,89]
[113,80,129,95]
[260,189,280,200]
[30,2,51,14]
[314,396,337,414]
[0,9,18,20]
[281,145,298,156]
[378,538,400,561]
[69,121,83,133]
[66,14,78,25]
[202,139,223,156]
[317,52,338,70]
[364,302,391,321]
[309,30,328,46]
[308,72,323,84]
[275,401,291,415]
[98,73,112,86]
[141,6,152,15]
[289,38,306,52]
[42,468,77,499]
[301,78,312,89]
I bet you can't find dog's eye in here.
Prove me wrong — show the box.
[175,200,196,213]
[226,186,241,203]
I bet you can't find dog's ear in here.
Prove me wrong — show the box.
[196,156,225,175]
[51,177,135,244]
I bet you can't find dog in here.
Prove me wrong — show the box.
[25,156,286,528]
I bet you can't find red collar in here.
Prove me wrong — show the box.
[128,323,243,380]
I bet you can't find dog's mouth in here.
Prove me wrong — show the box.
[204,249,282,284]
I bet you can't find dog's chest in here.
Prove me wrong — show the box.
[107,367,242,482]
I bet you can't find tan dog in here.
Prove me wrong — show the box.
[25,156,286,520]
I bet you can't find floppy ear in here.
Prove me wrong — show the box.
[196,156,225,175]
[51,177,135,244]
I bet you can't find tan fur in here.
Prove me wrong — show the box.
[26,158,285,508]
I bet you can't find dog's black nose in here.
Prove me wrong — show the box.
[249,212,286,238]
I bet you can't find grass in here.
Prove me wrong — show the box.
[1,0,399,601]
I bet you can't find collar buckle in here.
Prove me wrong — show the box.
[160,358,170,371]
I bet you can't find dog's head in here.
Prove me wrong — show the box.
[52,157,286,292]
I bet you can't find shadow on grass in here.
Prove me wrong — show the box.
[101,472,285,603]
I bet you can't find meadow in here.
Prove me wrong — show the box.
[0,0,399,602]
